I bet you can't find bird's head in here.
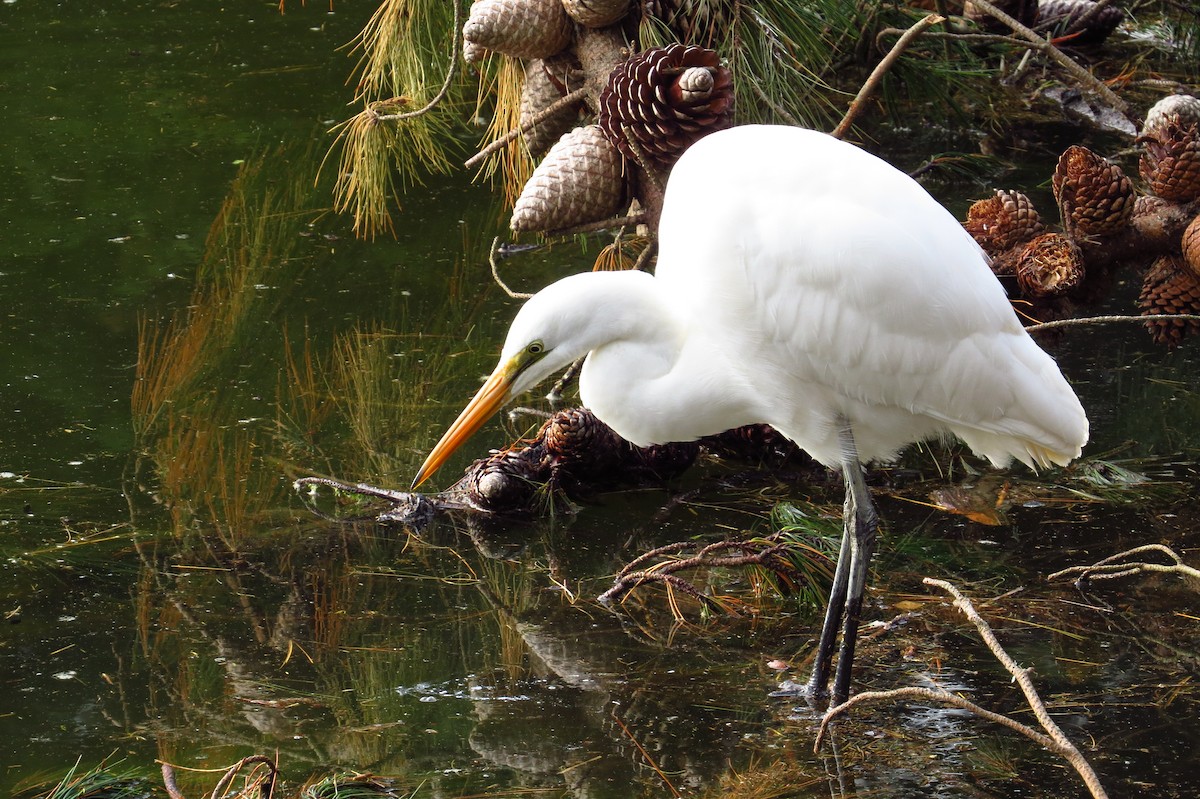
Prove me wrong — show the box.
[411,275,601,488]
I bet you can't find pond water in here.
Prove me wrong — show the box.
[2,3,1199,798]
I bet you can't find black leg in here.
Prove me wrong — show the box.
[831,447,878,704]
[805,418,879,703]
[805,519,852,697]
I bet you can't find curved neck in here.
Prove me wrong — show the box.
[575,272,757,446]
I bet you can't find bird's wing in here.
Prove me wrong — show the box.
[656,127,1086,466]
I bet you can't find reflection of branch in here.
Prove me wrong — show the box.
[1048,543,1200,585]
[599,539,799,608]
[832,14,944,140]
[818,579,1111,799]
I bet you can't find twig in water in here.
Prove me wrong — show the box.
[489,235,534,299]
[1048,543,1200,586]
[817,579,1110,799]
[965,0,1129,116]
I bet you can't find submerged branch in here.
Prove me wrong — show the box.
[1048,543,1200,586]
[923,578,1111,799]
[964,0,1128,116]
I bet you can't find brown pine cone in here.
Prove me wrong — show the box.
[964,190,1045,257]
[462,446,549,512]
[630,441,700,481]
[964,0,1039,33]
[597,44,733,168]
[1014,233,1085,297]
[701,424,805,464]
[1139,254,1200,348]
[563,0,630,28]
[1052,145,1135,238]
[1182,215,1200,280]
[1138,117,1200,203]
[520,58,584,158]
[511,125,626,232]
[1144,94,1200,139]
[540,407,627,472]
[462,0,573,60]
[1037,0,1124,45]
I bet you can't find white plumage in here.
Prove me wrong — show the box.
[414,124,1088,701]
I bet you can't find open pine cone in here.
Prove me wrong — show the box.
[597,43,733,169]
[1139,254,1200,348]
[540,407,627,475]
[1014,232,1085,297]
[1144,94,1200,139]
[1052,145,1135,238]
[964,189,1044,259]
[1138,116,1200,203]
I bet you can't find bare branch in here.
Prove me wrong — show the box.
[923,578,1110,799]
[1048,543,1200,585]
[1024,314,1200,334]
[832,14,945,140]
[464,87,589,170]
[965,0,1128,115]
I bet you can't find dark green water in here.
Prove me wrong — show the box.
[3,3,1200,798]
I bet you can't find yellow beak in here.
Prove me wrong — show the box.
[411,365,516,489]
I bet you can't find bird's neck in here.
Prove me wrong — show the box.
[576,272,757,446]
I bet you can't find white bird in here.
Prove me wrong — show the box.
[413,124,1088,703]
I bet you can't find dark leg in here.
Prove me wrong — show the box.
[804,497,852,697]
[831,441,878,704]
[804,419,879,702]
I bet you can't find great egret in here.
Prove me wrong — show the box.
[413,124,1089,703]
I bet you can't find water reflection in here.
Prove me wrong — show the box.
[5,4,1200,797]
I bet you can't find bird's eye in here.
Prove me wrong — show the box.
[527,341,544,355]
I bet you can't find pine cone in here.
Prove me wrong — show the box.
[520,58,584,158]
[597,44,733,168]
[1182,215,1200,280]
[964,0,1039,33]
[630,441,700,481]
[563,0,630,28]
[1052,145,1135,238]
[1144,94,1200,139]
[463,447,548,512]
[964,189,1044,257]
[462,0,573,60]
[1139,254,1200,348]
[1138,116,1200,203]
[640,0,734,47]
[540,407,627,473]
[701,424,805,463]
[1015,233,1085,297]
[511,125,626,232]
[1037,0,1124,45]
